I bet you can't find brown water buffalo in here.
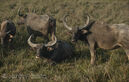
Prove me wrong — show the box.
[28,35,73,63]
[0,20,16,45]
[63,14,129,65]
[17,8,56,41]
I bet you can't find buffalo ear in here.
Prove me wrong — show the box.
[81,29,88,34]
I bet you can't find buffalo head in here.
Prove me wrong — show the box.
[0,20,16,45]
[17,8,27,25]
[63,15,90,42]
[28,34,57,58]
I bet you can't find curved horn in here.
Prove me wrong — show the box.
[18,7,23,16]
[27,35,43,48]
[44,35,57,47]
[63,15,72,31]
[83,15,90,27]
[79,15,90,29]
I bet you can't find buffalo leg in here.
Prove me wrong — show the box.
[36,48,41,58]
[50,29,55,41]
[89,42,96,65]
[50,20,56,41]
[124,49,129,60]
[52,34,54,41]
[51,32,55,41]
[1,38,4,45]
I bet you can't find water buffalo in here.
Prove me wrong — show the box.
[28,35,73,63]
[63,14,129,65]
[0,20,16,45]
[17,8,56,41]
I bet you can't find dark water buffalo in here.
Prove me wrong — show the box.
[17,8,56,41]
[63,14,129,65]
[28,35,73,63]
[0,20,16,45]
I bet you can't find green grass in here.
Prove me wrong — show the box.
[0,0,129,81]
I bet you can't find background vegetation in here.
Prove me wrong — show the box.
[0,0,129,81]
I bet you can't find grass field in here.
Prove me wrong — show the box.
[0,0,129,81]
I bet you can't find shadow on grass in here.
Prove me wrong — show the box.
[64,44,111,65]
[96,48,110,64]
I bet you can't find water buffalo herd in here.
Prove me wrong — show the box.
[0,8,129,65]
